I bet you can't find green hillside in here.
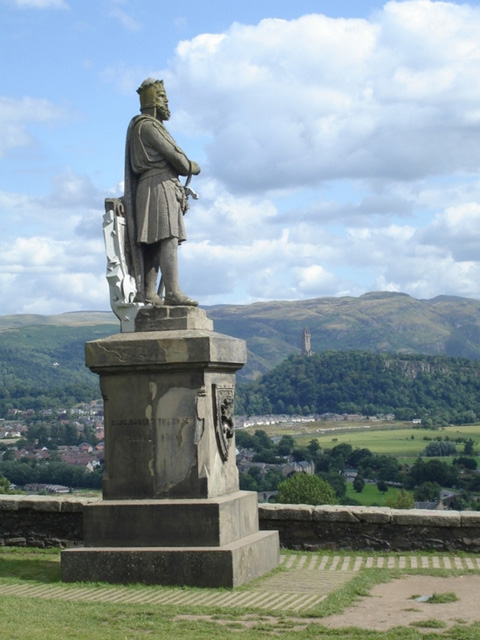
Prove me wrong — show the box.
[0,323,117,413]
[236,351,480,423]
[0,310,116,331]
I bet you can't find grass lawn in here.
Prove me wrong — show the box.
[1,548,480,639]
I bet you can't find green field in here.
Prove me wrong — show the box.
[294,423,480,457]
[345,482,404,506]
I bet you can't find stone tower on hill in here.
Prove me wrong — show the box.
[302,327,312,357]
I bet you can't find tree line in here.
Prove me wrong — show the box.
[0,459,103,490]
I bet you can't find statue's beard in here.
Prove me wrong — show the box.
[157,106,171,120]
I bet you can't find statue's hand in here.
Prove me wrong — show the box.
[191,161,201,175]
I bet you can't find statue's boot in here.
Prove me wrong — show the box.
[164,292,198,306]
[160,237,198,307]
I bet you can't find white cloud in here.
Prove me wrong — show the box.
[293,264,343,295]
[419,202,480,262]
[0,233,107,315]
[0,236,63,268]
[186,177,278,244]
[163,1,480,195]
[0,167,108,314]
[374,257,480,301]
[0,168,104,246]
[48,169,101,208]
[287,193,415,227]
[11,0,68,8]
[0,96,66,158]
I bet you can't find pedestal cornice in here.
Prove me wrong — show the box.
[85,330,247,373]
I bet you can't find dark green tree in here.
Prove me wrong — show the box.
[353,475,365,493]
[239,472,257,491]
[253,430,274,450]
[464,439,475,456]
[307,439,321,457]
[277,435,295,456]
[453,456,477,471]
[276,473,336,506]
[377,480,388,494]
[235,431,256,449]
[414,481,441,502]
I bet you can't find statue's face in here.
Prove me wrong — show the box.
[155,86,171,121]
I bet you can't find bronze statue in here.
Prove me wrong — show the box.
[123,78,201,306]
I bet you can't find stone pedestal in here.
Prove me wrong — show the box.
[61,308,279,587]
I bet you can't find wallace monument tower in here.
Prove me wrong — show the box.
[61,79,280,587]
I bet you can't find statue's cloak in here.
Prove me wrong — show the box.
[123,115,148,300]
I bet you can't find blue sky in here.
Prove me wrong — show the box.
[2,0,480,314]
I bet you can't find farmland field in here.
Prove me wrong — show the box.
[305,424,480,456]
[345,482,402,506]
[243,420,480,459]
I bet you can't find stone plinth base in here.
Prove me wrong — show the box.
[61,530,279,588]
[83,491,259,547]
[61,491,280,587]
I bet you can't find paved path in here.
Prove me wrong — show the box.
[0,554,479,613]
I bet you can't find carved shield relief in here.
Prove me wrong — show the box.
[212,384,235,461]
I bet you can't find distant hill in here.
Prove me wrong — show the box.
[2,292,480,413]
[207,292,480,378]
[0,311,116,331]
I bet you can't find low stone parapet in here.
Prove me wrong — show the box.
[0,495,99,548]
[258,504,480,552]
[1,496,479,552]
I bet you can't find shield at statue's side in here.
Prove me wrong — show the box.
[213,383,235,462]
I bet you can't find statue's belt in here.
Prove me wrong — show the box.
[137,168,177,183]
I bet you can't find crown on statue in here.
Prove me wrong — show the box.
[137,78,165,110]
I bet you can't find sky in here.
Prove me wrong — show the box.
[2,0,480,315]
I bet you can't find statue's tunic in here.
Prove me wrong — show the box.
[127,115,191,244]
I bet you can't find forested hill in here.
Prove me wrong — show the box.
[236,351,480,425]
[0,321,117,415]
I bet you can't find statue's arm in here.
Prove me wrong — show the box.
[142,121,201,176]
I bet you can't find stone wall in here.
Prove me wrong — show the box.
[0,495,97,548]
[259,504,480,552]
[1,495,480,552]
